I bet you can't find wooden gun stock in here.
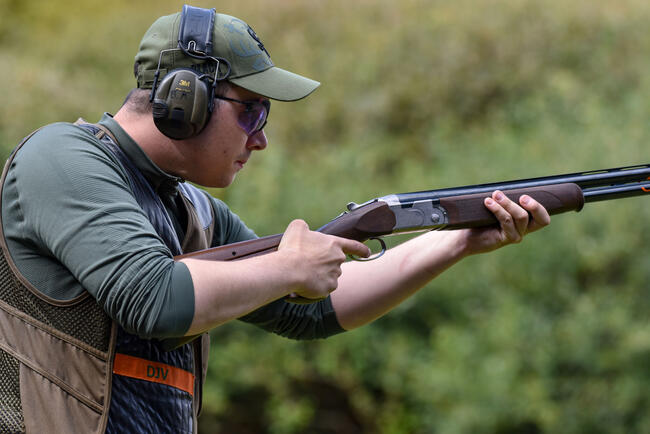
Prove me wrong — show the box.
[176,233,283,262]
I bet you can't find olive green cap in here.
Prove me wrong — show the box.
[134,11,320,101]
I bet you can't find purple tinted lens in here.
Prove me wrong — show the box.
[237,103,268,135]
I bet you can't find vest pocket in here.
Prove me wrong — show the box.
[19,363,103,433]
[0,304,111,433]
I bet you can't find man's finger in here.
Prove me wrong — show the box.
[337,237,371,258]
[492,190,530,235]
[519,195,551,232]
[484,197,520,242]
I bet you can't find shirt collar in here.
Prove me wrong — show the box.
[97,113,183,196]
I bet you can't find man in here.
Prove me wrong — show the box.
[0,5,550,433]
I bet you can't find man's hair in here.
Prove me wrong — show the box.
[121,88,153,115]
[121,80,232,115]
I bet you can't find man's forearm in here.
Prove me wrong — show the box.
[182,252,298,335]
[331,230,468,330]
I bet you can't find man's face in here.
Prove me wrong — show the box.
[183,84,269,187]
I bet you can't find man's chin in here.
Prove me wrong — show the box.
[218,174,237,189]
[190,174,235,189]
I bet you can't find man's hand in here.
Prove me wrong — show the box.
[460,190,551,255]
[278,219,370,300]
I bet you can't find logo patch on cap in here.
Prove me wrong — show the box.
[225,18,272,71]
[247,26,270,58]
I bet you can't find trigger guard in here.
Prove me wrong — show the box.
[349,237,387,262]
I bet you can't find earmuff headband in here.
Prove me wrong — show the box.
[178,5,216,57]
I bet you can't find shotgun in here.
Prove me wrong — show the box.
[177,163,650,264]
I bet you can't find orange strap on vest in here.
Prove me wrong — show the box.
[113,353,195,396]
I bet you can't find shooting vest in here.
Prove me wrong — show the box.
[0,122,214,433]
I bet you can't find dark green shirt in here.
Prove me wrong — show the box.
[1,114,343,339]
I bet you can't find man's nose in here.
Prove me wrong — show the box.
[246,129,268,151]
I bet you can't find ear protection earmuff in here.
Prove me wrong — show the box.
[150,5,230,140]
[152,68,211,140]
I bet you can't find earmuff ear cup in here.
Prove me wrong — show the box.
[152,69,211,140]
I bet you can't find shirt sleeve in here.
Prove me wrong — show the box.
[1,123,194,338]
[239,297,345,340]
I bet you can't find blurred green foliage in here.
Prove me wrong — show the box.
[2,0,649,433]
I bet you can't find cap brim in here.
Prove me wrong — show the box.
[229,66,320,101]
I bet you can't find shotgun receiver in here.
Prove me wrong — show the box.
[177,163,650,263]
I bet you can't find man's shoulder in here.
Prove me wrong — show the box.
[12,121,116,166]
[24,121,99,148]
[5,121,130,197]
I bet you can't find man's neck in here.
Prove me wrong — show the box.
[113,108,185,178]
